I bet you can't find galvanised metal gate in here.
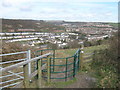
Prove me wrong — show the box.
[34,49,81,82]
[0,50,31,89]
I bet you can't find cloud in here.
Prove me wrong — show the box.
[2,1,12,7]
[27,0,119,2]
[106,13,112,16]
[1,0,119,6]
[1,0,118,22]
[19,5,33,12]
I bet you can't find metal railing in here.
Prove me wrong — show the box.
[0,48,83,88]
[0,51,52,89]
[0,51,30,89]
[35,48,82,82]
[0,50,53,89]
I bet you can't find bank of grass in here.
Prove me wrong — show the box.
[82,44,119,88]
[91,49,119,88]
[84,44,108,53]
[55,48,77,58]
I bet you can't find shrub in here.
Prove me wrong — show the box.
[91,32,119,88]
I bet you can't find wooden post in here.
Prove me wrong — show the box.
[78,50,80,70]
[80,50,84,70]
[65,58,68,81]
[38,59,42,88]
[53,49,55,72]
[80,42,84,70]
[24,50,34,88]
[41,50,43,67]
[73,55,76,77]
[23,64,29,88]
[47,56,51,83]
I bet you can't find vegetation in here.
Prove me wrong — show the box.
[2,42,37,64]
[108,23,118,29]
[67,40,80,49]
[84,37,109,47]
[2,19,65,32]
[90,32,119,88]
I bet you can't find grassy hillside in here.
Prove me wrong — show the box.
[55,44,108,57]
[2,19,65,32]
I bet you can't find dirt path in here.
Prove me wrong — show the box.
[64,52,96,88]
[65,72,96,88]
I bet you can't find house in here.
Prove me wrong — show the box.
[17,29,35,32]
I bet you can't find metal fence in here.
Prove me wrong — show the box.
[0,50,31,89]
[1,48,82,88]
[35,49,81,82]
[0,51,52,89]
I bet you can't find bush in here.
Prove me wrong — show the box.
[91,32,119,88]
[91,50,119,88]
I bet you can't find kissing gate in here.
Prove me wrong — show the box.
[0,48,82,88]
[34,49,81,82]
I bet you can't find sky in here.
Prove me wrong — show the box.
[0,0,119,22]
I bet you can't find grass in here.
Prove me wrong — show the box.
[55,48,77,58]
[84,44,108,53]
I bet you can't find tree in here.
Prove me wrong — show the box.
[47,43,58,49]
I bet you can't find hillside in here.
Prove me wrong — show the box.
[2,19,65,32]
[2,19,118,33]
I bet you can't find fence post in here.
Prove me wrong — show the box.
[53,49,55,72]
[73,55,76,77]
[65,58,68,81]
[80,50,84,70]
[41,50,43,67]
[27,50,31,76]
[78,49,80,70]
[47,55,51,83]
[38,59,42,88]
[23,64,29,88]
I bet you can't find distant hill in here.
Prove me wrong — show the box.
[1,19,118,33]
[2,19,66,32]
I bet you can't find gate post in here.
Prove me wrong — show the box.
[23,64,29,88]
[47,56,51,83]
[27,50,31,75]
[38,59,42,88]
[23,50,31,88]
[79,41,84,70]
[80,49,84,70]
[65,58,68,81]
[53,49,55,72]
[78,49,80,70]
[73,55,76,77]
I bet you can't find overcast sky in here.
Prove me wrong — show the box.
[0,0,119,22]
